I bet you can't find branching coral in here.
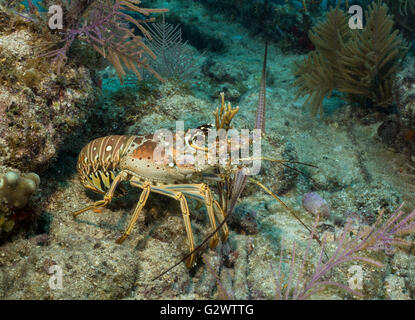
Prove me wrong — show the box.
[294,1,409,116]
[144,15,203,81]
[0,171,40,237]
[384,0,415,35]
[387,0,415,16]
[0,171,40,208]
[294,6,350,116]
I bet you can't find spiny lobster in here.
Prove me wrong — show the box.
[71,43,317,276]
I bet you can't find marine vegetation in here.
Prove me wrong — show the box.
[144,14,203,81]
[294,1,409,116]
[20,0,167,83]
[273,204,415,300]
[383,0,415,40]
[386,0,415,16]
[207,204,415,300]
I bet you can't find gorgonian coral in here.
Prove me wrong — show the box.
[273,204,415,300]
[294,1,409,116]
[21,0,167,84]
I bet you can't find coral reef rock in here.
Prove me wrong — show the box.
[0,8,98,172]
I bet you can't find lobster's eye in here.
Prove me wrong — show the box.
[197,124,213,135]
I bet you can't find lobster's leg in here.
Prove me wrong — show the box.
[200,184,220,249]
[189,187,229,244]
[175,192,196,268]
[72,171,127,218]
[116,181,151,244]
[159,184,221,249]
[140,183,200,268]
[212,200,229,242]
[152,188,196,268]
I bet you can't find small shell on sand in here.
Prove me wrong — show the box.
[302,192,330,220]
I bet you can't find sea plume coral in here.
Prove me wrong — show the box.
[386,0,415,16]
[144,14,204,81]
[294,1,409,116]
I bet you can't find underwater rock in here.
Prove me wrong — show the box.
[201,59,249,101]
[389,250,415,298]
[302,192,330,220]
[377,117,403,150]
[378,57,415,155]
[125,80,214,134]
[202,59,247,84]
[0,7,98,172]
[384,274,410,300]
[0,213,14,234]
[392,57,415,156]
[0,171,40,208]
[0,237,140,299]
[228,204,258,235]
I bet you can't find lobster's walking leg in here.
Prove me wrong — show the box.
[72,171,128,218]
[116,181,151,244]
[213,200,229,242]
[199,184,220,249]
[175,192,196,267]
[161,184,221,249]
[146,184,197,268]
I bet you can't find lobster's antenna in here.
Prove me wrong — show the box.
[255,41,268,133]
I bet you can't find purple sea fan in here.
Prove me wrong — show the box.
[202,203,415,300]
[302,192,330,220]
[33,0,168,83]
[273,204,415,300]
[361,204,415,255]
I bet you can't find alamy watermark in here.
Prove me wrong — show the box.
[152,121,262,176]
[347,265,364,291]
[348,5,363,30]
[48,265,63,290]
[37,3,365,31]
[48,5,63,30]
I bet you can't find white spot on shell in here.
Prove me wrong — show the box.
[302,192,330,220]
[106,146,112,152]
[84,157,88,162]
